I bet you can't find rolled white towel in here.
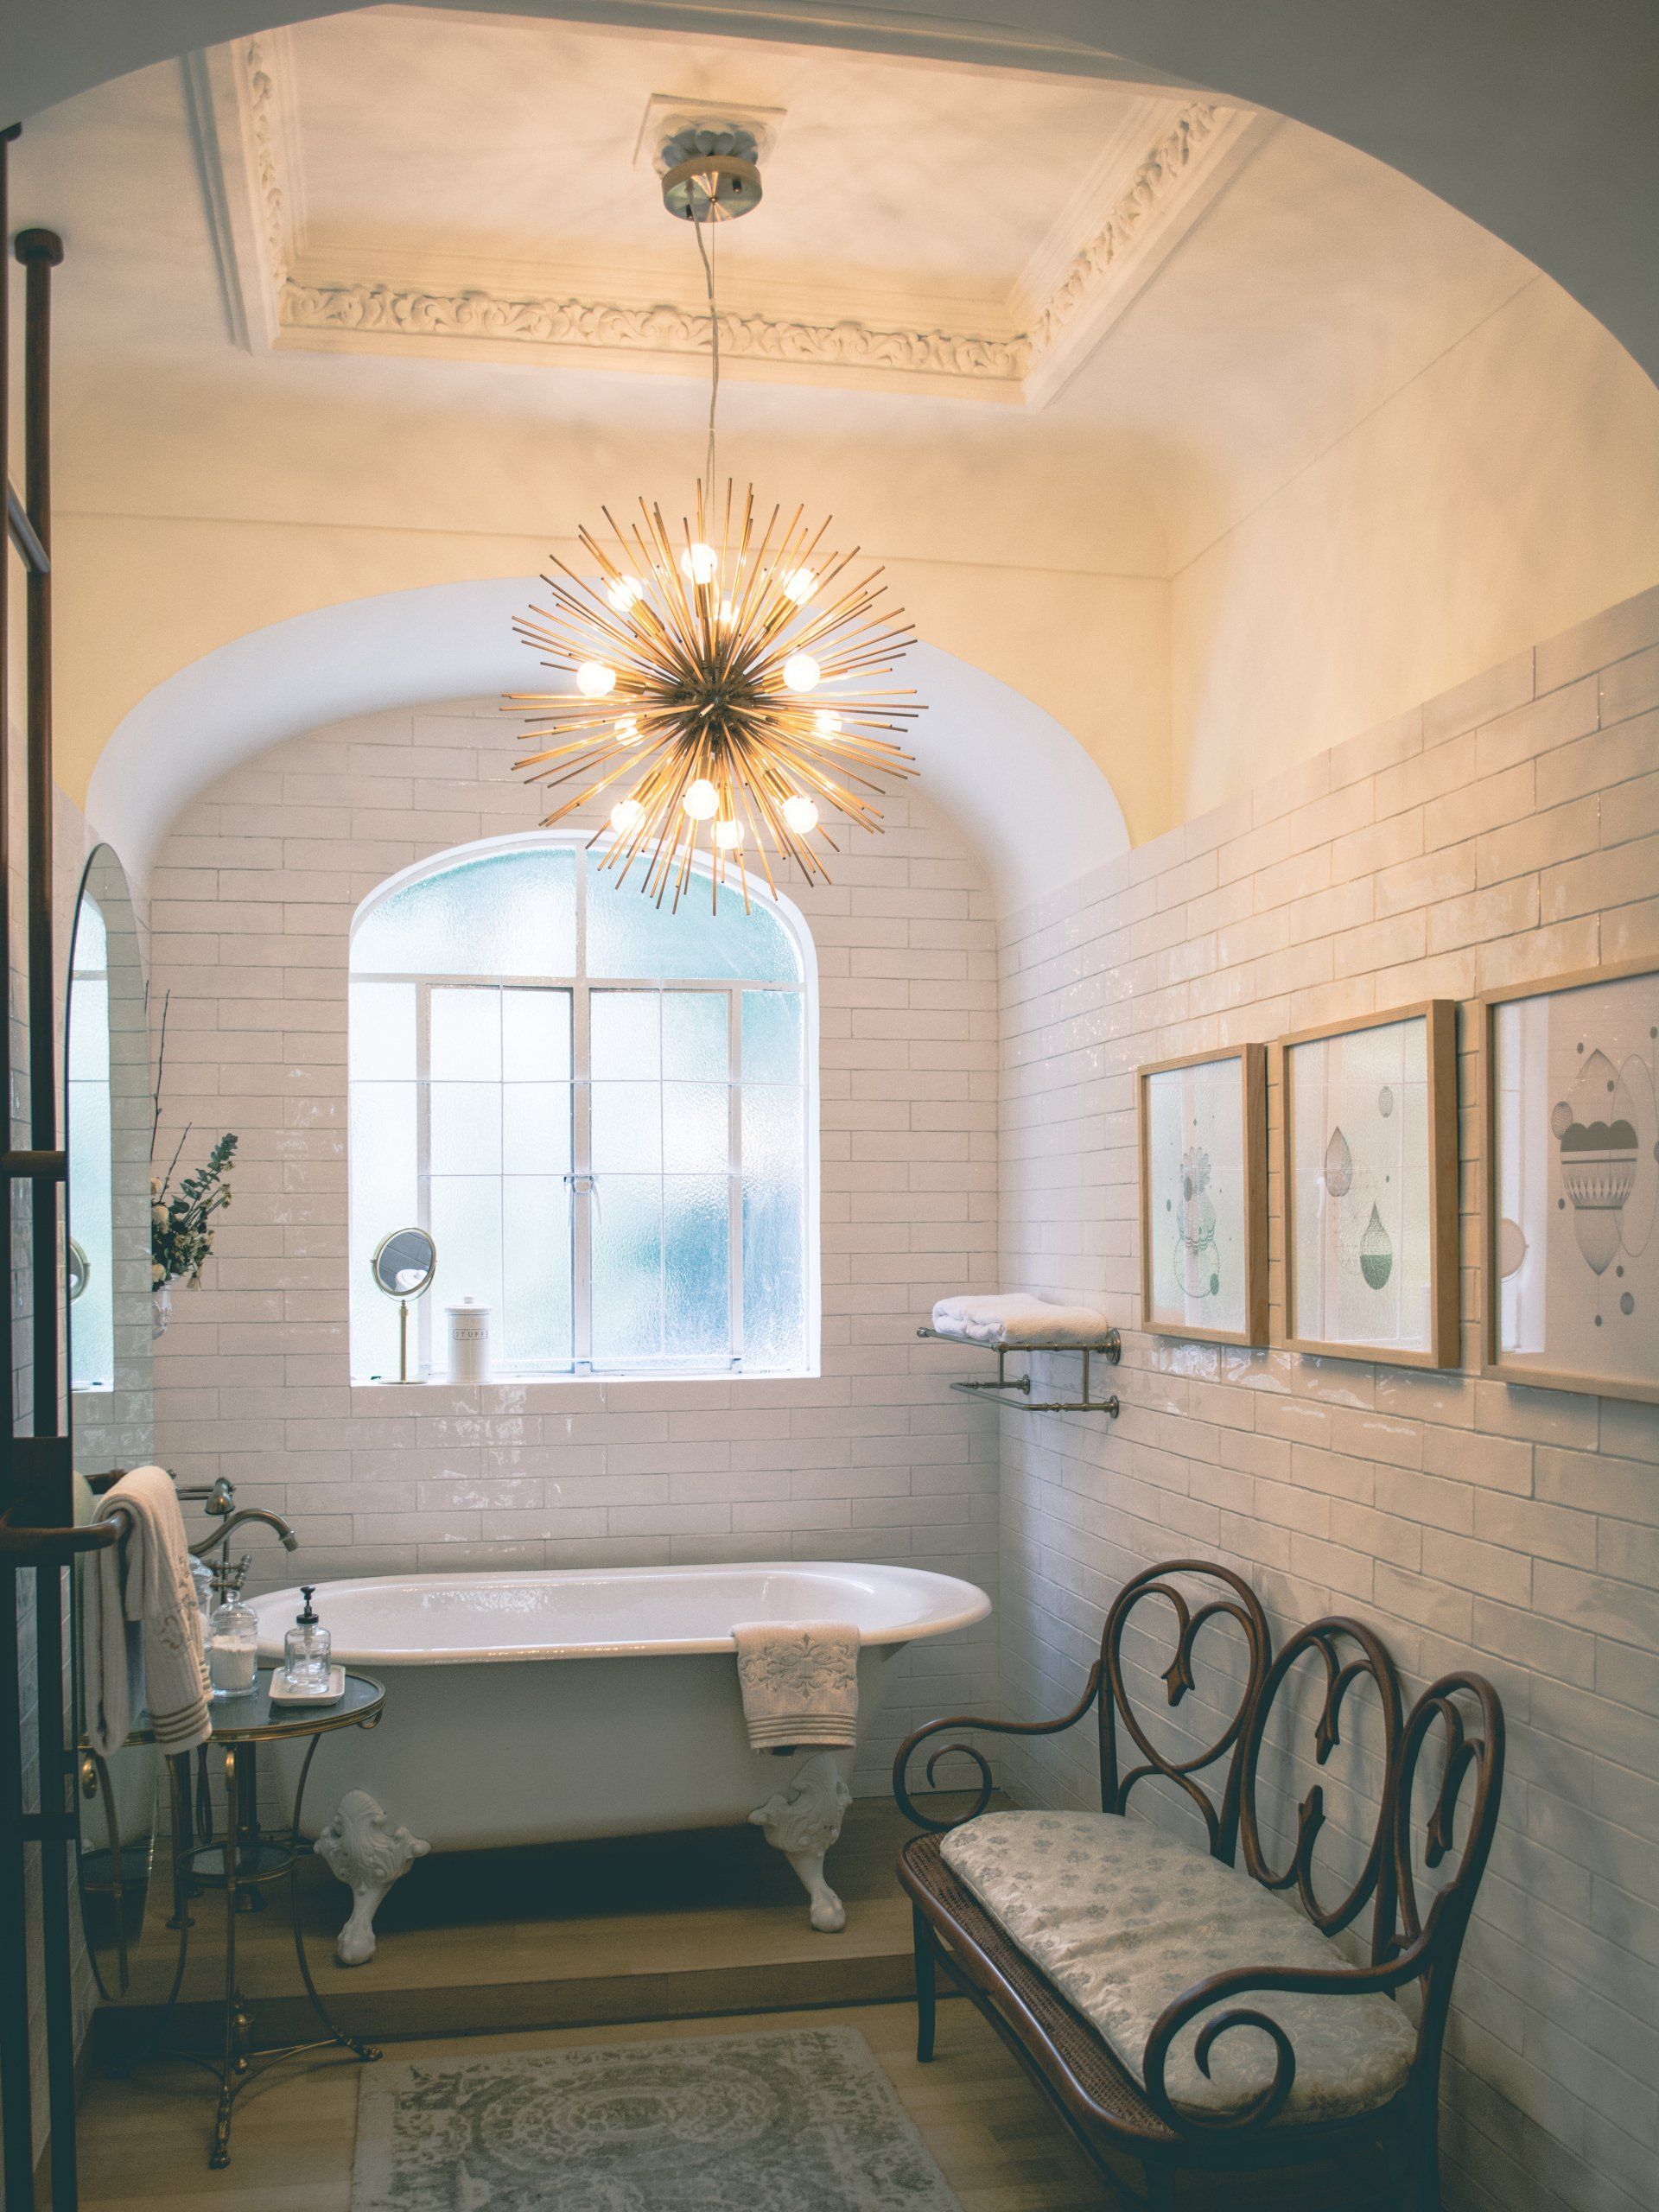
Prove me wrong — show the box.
[733,1620,859,1751]
[931,1293,1113,1350]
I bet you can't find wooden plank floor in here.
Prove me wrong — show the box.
[77,2000,1118,2211]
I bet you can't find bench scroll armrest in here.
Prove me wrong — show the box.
[891,1665,1103,1832]
[1140,1951,1422,2136]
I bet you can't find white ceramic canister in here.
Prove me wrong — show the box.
[445,1298,491,1385]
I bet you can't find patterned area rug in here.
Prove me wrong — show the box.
[351,2026,965,2210]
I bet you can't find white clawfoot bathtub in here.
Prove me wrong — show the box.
[252,1562,989,1946]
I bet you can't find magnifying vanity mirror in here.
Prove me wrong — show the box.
[66,845,169,2002]
[371,1225,438,1382]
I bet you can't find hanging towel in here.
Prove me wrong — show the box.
[732,1620,859,1751]
[82,1467,212,1758]
[931,1292,1112,1350]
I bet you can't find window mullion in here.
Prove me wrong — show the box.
[572,865,594,1371]
[728,982,742,1370]
[415,979,433,1382]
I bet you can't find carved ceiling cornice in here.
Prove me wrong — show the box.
[202,34,1265,406]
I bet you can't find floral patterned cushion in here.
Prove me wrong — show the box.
[939,1810,1416,2126]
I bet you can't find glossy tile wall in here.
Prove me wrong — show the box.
[143,702,1001,1791]
[998,586,1659,2212]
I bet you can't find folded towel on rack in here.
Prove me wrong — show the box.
[931,1293,1112,1350]
[82,1467,212,1758]
[732,1620,859,1751]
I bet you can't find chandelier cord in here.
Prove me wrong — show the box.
[695,206,719,498]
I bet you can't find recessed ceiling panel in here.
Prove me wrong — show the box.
[200,6,1264,403]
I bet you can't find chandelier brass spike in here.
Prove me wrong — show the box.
[505,97,924,918]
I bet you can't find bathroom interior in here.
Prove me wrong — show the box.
[3,6,1657,2210]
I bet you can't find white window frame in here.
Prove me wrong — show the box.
[349,831,822,1382]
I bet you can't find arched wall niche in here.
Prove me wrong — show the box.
[85,577,1128,915]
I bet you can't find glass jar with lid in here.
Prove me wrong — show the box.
[207,1558,259,1699]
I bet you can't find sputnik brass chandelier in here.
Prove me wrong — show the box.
[510,121,922,910]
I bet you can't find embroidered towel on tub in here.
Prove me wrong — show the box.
[732,1620,859,1751]
[83,1466,212,1758]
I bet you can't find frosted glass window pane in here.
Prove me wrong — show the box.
[73,894,108,974]
[742,1084,805,1372]
[663,1082,728,1174]
[428,1174,504,1318]
[501,1176,572,1371]
[591,991,659,1080]
[430,1083,502,1175]
[67,973,114,1392]
[504,1084,571,1177]
[350,1080,418,1378]
[353,848,577,977]
[663,992,728,1080]
[590,1083,662,1174]
[503,988,570,1081]
[591,1179,663,1363]
[586,853,799,983]
[431,988,501,1081]
[664,1176,730,1357]
[350,981,416,1081]
[742,991,802,1084]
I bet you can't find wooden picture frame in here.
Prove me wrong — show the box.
[1137,1044,1268,1347]
[1278,1000,1459,1370]
[1479,955,1659,1405]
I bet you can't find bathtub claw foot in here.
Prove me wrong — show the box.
[315,1789,430,1966]
[750,1751,852,1934]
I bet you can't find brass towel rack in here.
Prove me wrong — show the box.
[917,1325,1122,1416]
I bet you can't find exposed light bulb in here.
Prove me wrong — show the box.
[680,542,719,586]
[576,660,617,698]
[614,715,644,746]
[683,779,720,821]
[783,652,821,695]
[717,596,738,626]
[610,798,645,834]
[782,794,820,836]
[713,817,745,850]
[813,709,842,737]
[785,567,817,605]
[606,575,645,613]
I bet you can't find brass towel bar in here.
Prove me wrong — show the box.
[916,1325,1122,1416]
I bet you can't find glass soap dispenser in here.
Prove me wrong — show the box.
[283,1586,331,1692]
[207,1558,259,1700]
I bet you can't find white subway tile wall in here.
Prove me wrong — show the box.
[1000,584,1659,2212]
[145,708,1002,1793]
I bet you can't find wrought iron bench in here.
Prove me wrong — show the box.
[892,1560,1503,2211]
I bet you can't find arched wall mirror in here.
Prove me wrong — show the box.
[67,844,166,2001]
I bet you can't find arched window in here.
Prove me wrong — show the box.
[348,837,817,1382]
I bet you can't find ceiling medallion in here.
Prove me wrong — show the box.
[510,118,922,912]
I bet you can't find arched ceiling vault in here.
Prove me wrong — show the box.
[7,1,1658,385]
[85,580,1129,914]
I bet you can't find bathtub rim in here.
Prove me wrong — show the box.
[250,1560,992,1666]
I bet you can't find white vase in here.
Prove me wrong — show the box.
[151,1285,172,1339]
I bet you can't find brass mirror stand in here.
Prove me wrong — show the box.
[370,1226,437,1383]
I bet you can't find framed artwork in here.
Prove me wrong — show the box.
[1480,956,1659,1404]
[1137,1044,1268,1347]
[1279,1001,1459,1369]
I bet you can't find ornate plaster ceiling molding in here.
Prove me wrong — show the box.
[201,35,1263,406]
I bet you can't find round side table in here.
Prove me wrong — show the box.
[143,1669,387,2166]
